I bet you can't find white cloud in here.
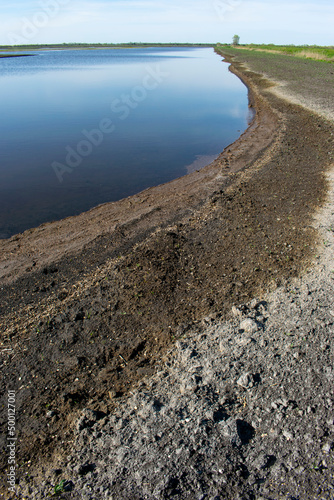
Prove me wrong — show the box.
[0,0,332,45]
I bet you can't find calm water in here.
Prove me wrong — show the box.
[0,47,249,238]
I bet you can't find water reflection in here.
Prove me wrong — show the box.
[0,47,249,238]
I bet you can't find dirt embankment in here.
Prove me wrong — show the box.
[0,50,333,498]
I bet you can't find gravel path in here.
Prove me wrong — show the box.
[221,47,334,123]
[24,168,334,500]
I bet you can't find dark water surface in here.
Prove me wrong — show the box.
[0,47,249,238]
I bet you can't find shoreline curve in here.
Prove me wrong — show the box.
[0,54,279,285]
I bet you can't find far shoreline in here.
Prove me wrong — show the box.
[0,42,213,52]
[0,54,34,58]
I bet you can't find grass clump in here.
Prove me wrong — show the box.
[236,44,334,62]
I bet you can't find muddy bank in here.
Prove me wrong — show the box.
[0,50,333,497]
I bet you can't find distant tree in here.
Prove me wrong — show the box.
[232,34,240,46]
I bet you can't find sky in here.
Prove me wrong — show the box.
[0,0,333,46]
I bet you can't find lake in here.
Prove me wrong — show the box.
[0,47,249,238]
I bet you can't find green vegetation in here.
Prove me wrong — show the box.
[2,41,332,63]
[53,479,66,496]
[216,43,334,62]
[0,42,213,52]
[246,44,334,61]
[232,35,240,46]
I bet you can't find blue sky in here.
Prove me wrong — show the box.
[0,0,333,46]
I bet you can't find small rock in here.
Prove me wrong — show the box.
[283,430,293,441]
[253,453,276,470]
[219,340,226,353]
[235,336,252,346]
[239,318,258,334]
[258,302,268,315]
[294,466,305,474]
[237,372,254,389]
[76,408,99,432]
[249,298,259,309]
[219,418,242,447]
[231,306,242,317]
[322,443,332,453]
[276,397,288,407]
